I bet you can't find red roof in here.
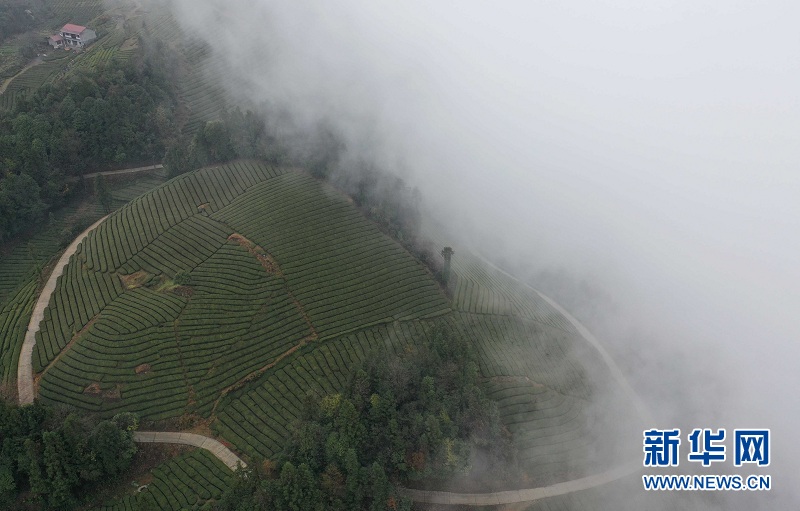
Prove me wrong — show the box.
[49,35,64,41]
[61,23,87,34]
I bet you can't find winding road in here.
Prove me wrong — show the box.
[17,216,108,405]
[133,431,246,471]
[479,256,653,425]
[401,462,640,506]
[16,194,646,506]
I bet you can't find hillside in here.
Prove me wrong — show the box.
[0,170,167,392]
[25,160,633,498]
[35,161,450,420]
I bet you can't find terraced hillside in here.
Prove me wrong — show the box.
[36,161,451,423]
[94,449,232,511]
[136,5,230,135]
[0,170,167,388]
[30,160,631,490]
[422,235,634,483]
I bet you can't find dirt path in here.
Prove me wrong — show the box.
[133,431,246,471]
[17,215,108,405]
[0,57,42,95]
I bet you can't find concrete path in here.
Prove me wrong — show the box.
[14,197,644,503]
[133,431,247,471]
[401,462,640,505]
[14,212,248,473]
[478,257,653,424]
[68,163,164,182]
[17,215,108,404]
[395,254,650,506]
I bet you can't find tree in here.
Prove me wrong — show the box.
[0,402,139,509]
[440,247,454,285]
[94,174,113,213]
[42,431,78,508]
[174,270,192,286]
[164,138,195,178]
[196,120,235,164]
[368,462,391,511]
[0,172,45,241]
[90,418,136,476]
[275,462,321,511]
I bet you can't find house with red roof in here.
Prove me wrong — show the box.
[49,23,97,49]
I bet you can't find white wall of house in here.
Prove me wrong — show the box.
[59,28,97,47]
[80,28,97,45]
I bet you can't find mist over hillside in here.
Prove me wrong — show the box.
[157,1,799,508]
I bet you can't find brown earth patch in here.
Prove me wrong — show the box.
[135,363,152,375]
[84,382,102,395]
[83,382,121,401]
[227,233,282,275]
[120,270,151,289]
[171,285,193,298]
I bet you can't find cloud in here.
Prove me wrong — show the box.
[163,0,800,507]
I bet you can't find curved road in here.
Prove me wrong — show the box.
[14,213,250,472]
[17,202,647,506]
[479,257,653,424]
[401,462,640,506]
[397,256,650,505]
[17,215,108,404]
[133,431,246,471]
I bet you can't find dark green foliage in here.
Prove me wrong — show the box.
[57,214,94,248]
[0,0,48,42]
[165,109,288,178]
[213,325,509,511]
[164,137,194,178]
[173,270,191,286]
[0,59,174,241]
[0,400,138,510]
[224,108,288,164]
[0,171,46,240]
[164,121,235,177]
[441,246,454,285]
[95,175,112,213]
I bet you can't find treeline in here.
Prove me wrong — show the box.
[212,324,512,511]
[166,113,445,282]
[0,56,175,242]
[0,401,138,510]
[164,108,288,177]
[0,0,48,44]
